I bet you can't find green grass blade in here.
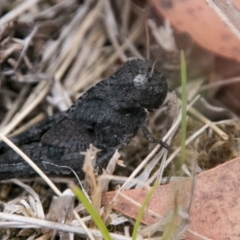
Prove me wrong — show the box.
[71,183,112,240]
[180,50,187,167]
[132,184,157,240]
[161,50,188,240]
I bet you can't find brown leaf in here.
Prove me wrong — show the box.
[149,0,240,62]
[102,157,240,239]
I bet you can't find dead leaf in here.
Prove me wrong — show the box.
[102,157,240,239]
[149,0,240,63]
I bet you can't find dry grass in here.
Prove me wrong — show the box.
[0,0,240,239]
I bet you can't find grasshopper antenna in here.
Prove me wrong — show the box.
[151,54,160,74]
[144,10,150,60]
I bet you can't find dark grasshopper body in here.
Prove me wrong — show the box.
[0,58,168,180]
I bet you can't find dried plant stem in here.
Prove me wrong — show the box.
[54,1,104,81]
[1,83,50,136]
[200,76,240,91]
[205,0,240,40]
[188,107,229,140]
[0,0,41,26]
[177,94,229,140]
[14,26,38,71]
[0,133,95,239]
[0,213,132,240]
[165,123,210,168]
[104,0,127,62]
[72,23,143,94]
[64,32,105,88]
[0,133,61,196]
[118,192,161,219]
[9,113,45,137]
[0,85,30,129]
[120,145,161,191]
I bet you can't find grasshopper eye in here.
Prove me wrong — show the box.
[133,74,148,89]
